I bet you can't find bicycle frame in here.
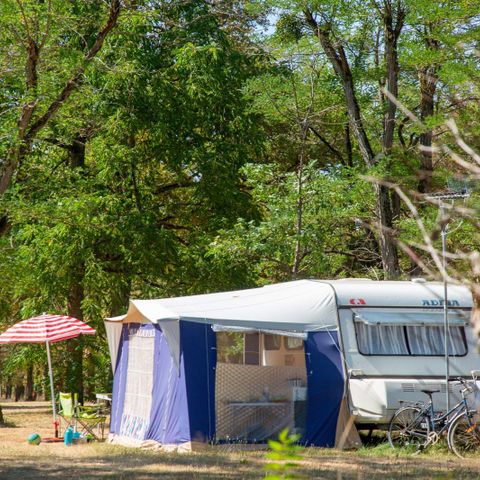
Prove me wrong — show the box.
[426,395,470,436]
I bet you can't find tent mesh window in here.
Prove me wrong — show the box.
[215,332,307,443]
[119,326,155,440]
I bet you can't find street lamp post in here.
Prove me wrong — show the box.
[425,191,469,411]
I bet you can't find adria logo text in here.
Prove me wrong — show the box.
[422,299,460,306]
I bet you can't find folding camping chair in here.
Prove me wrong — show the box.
[76,403,107,441]
[57,392,107,441]
[57,392,78,435]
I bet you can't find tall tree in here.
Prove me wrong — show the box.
[0,0,122,197]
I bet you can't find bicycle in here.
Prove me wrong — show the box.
[387,377,480,457]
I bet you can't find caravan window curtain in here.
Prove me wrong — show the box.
[264,334,281,350]
[354,310,469,356]
[407,326,467,356]
[355,323,409,355]
[284,336,303,350]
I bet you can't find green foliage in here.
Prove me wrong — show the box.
[0,0,267,398]
[264,428,305,479]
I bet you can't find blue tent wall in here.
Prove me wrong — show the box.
[303,331,345,447]
[109,324,130,435]
[181,320,217,442]
[110,321,216,445]
[111,323,343,447]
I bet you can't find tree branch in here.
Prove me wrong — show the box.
[25,0,122,142]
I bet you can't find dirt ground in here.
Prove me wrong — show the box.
[1,401,480,479]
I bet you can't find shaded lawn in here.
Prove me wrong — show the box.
[1,401,480,479]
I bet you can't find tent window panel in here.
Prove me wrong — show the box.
[407,326,467,356]
[355,323,409,355]
[284,337,303,350]
[217,332,244,364]
[264,334,281,351]
[245,333,260,365]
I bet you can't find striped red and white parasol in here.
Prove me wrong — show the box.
[0,314,95,344]
[0,314,96,437]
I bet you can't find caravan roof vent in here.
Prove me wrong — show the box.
[411,278,427,283]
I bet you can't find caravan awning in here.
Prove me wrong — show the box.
[353,309,469,326]
[105,280,338,369]
[107,280,338,331]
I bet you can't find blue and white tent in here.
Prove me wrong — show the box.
[105,280,363,450]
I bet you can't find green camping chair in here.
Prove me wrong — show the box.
[57,392,78,434]
[76,403,107,441]
[57,392,107,441]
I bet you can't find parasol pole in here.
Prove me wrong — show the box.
[45,339,58,437]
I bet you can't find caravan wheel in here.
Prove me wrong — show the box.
[387,406,430,450]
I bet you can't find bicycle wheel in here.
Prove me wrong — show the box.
[448,413,480,458]
[387,406,430,449]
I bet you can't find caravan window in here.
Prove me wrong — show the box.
[355,323,409,355]
[216,332,244,364]
[244,332,260,364]
[284,336,304,350]
[406,326,467,356]
[264,334,281,350]
[216,332,260,365]
[354,310,468,356]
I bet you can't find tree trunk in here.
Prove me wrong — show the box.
[67,278,85,403]
[303,9,400,278]
[344,121,353,167]
[14,384,24,402]
[382,1,405,155]
[65,132,87,403]
[292,120,309,277]
[418,65,437,193]
[69,135,86,169]
[375,183,399,276]
[25,364,35,401]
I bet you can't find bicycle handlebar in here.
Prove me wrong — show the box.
[451,377,477,396]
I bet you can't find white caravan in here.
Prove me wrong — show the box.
[329,279,479,427]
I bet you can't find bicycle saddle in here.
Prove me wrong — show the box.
[421,389,440,395]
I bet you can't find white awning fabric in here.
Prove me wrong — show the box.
[105,280,338,369]
[106,280,337,330]
[211,324,308,339]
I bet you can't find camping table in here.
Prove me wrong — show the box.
[95,393,112,417]
[227,401,291,441]
[95,393,112,402]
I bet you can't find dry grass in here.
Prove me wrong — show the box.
[1,401,480,479]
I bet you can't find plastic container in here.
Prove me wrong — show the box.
[64,427,74,446]
[73,436,87,445]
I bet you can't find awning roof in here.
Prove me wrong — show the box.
[107,280,338,332]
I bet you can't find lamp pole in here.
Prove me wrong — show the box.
[425,191,469,411]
